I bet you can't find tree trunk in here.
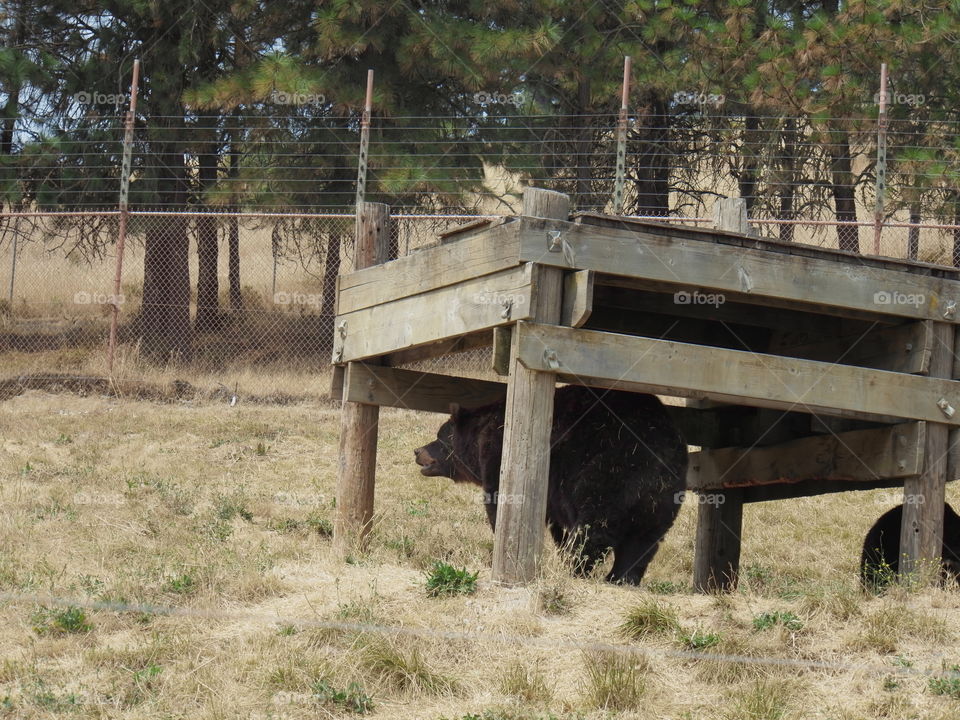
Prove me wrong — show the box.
[778,118,797,243]
[227,111,243,311]
[573,75,591,211]
[195,142,220,332]
[630,94,670,216]
[228,214,242,311]
[141,139,191,361]
[828,128,859,253]
[739,115,760,214]
[907,203,921,261]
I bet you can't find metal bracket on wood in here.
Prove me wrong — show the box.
[943,301,957,320]
[333,320,348,362]
[547,231,576,267]
[938,397,956,419]
[543,348,561,370]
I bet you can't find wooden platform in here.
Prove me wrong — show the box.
[332,191,960,590]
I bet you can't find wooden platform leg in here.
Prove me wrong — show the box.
[333,202,391,557]
[900,322,955,582]
[492,188,568,585]
[693,490,744,592]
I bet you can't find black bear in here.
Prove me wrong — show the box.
[413,385,688,584]
[860,502,960,590]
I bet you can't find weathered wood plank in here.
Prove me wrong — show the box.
[337,221,522,315]
[901,322,954,581]
[519,218,960,323]
[383,331,492,367]
[739,477,904,503]
[574,211,960,281]
[561,270,594,327]
[688,422,924,492]
[342,363,506,413]
[513,322,960,425]
[493,188,567,586]
[333,264,534,363]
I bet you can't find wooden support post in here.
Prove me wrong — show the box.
[694,191,748,594]
[713,197,749,236]
[492,188,569,585]
[693,489,744,592]
[900,322,955,582]
[334,202,390,556]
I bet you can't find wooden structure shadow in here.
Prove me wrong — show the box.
[333,189,960,591]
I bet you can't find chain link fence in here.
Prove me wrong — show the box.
[2,208,957,402]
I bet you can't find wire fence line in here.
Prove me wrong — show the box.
[4,110,960,395]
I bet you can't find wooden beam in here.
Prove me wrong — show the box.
[492,327,511,376]
[493,188,567,586]
[573,211,960,281]
[335,202,390,557]
[330,364,345,403]
[740,477,904,503]
[593,283,888,335]
[561,270,594,327]
[688,422,924,492]
[901,322,954,582]
[333,264,534,363]
[342,363,506,413]
[513,322,960,425]
[383,331,492,367]
[769,321,932,374]
[693,489,743,593]
[337,220,521,314]
[518,218,960,323]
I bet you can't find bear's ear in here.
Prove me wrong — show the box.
[448,402,461,418]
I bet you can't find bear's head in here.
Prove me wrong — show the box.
[413,404,483,485]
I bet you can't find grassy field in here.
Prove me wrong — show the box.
[2,389,960,719]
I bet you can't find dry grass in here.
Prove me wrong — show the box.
[2,390,960,719]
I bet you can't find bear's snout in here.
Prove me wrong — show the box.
[414,444,443,476]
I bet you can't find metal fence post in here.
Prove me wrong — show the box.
[612,56,631,215]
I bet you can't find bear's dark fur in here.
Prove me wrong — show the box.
[413,385,688,584]
[860,502,960,590]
